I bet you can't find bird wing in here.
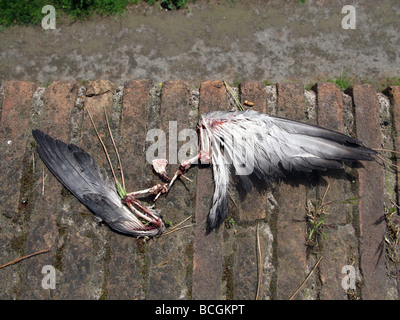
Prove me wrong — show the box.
[200,110,377,230]
[32,129,162,237]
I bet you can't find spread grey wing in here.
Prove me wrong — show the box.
[200,110,377,231]
[32,129,160,237]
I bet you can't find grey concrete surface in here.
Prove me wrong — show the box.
[0,0,399,87]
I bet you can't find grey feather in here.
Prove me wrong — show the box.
[32,129,164,237]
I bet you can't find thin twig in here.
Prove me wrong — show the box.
[0,249,50,270]
[103,108,125,190]
[87,109,118,187]
[255,221,262,300]
[289,256,323,300]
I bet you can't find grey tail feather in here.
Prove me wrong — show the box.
[206,192,228,234]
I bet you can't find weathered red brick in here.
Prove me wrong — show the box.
[80,78,117,161]
[85,79,116,97]
[386,85,400,295]
[235,82,275,299]
[106,79,151,299]
[314,82,352,300]
[315,82,343,132]
[39,81,78,139]
[228,70,274,298]
[119,79,151,188]
[389,86,400,187]
[238,81,267,223]
[52,81,116,299]
[277,83,307,120]
[275,83,308,300]
[192,80,227,299]
[0,81,36,299]
[0,81,36,216]
[20,81,78,299]
[239,81,267,113]
[159,80,192,166]
[147,80,194,299]
[315,82,349,225]
[352,85,386,299]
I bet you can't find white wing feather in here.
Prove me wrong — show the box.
[199,110,376,231]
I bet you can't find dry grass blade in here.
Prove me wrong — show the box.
[368,148,400,172]
[375,153,400,171]
[255,221,262,300]
[103,107,125,190]
[170,215,192,229]
[161,224,195,237]
[0,249,50,270]
[374,148,400,154]
[306,183,331,244]
[321,183,330,205]
[32,150,35,174]
[87,109,118,187]
[229,191,238,207]
[223,80,244,111]
[160,216,194,237]
[42,167,45,195]
[289,256,323,300]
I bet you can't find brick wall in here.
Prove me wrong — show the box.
[0,79,399,300]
